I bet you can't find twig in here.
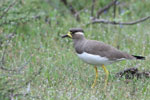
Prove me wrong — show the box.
[96,0,117,18]
[87,16,150,25]
[0,0,17,19]
[60,0,80,21]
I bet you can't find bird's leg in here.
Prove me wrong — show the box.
[102,64,109,88]
[91,66,98,88]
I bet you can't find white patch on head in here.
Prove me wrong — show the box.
[75,32,84,36]
[77,52,113,65]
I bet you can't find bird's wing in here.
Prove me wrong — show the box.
[83,40,134,60]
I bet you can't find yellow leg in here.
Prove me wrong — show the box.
[91,66,98,88]
[102,64,109,88]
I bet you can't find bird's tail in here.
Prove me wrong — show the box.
[132,55,145,60]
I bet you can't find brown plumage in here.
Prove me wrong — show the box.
[75,39,135,60]
[62,28,145,88]
[62,28,145,61]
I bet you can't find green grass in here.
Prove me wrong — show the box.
[0,0,150,99]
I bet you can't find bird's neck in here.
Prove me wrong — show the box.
[73,37,86,46]
[73,38,87,54]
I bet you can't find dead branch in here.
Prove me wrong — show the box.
[115,67,150,79]
[97,0,117,18]
[87,16,150,25]
[60,0,80,21]
[0,0,17,19]
[115,67,138,78]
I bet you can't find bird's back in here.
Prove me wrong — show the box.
[82,39,135,61]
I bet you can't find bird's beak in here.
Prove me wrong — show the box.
[62,32,72,38]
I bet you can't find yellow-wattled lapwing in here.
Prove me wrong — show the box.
[62,28,145,88]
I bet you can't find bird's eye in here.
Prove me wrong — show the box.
[71,32,74,35]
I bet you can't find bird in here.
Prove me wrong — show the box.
[62,28,145,88]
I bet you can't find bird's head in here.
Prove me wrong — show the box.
[62,28,84,39]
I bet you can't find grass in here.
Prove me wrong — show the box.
[47,24,150,100]
[0,0,150,99]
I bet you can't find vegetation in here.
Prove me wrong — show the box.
[0,0,150,99]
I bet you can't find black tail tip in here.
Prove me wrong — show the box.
[132,55,145,60]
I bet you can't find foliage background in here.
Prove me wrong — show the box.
[0,0,150,99]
